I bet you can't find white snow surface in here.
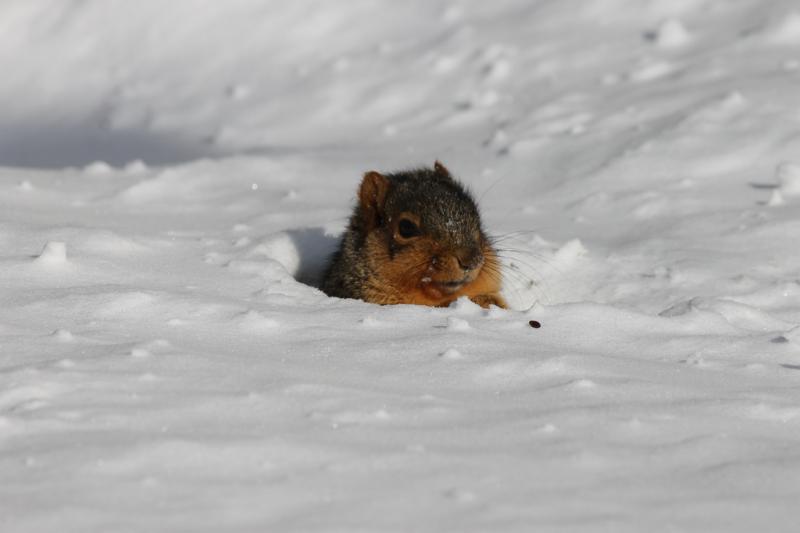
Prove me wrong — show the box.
[3,1,800,531]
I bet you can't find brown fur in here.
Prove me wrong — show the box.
[322,162,506,309]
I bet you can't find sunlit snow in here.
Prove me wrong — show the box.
[2,1,800,531]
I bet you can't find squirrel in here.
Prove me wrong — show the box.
[321,161,507,309]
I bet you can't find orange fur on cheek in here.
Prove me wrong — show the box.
[361,235,506,308]
[363,234,429,304]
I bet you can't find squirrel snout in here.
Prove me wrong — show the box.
[457,251,484,272]
[432,249,483,275]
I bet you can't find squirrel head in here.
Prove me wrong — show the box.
[356,161,496,299]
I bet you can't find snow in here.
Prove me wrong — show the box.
[776,162,800,196]
[647,19,692,49]
[2,0,800,531]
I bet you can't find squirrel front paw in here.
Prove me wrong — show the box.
[470,293,507,309]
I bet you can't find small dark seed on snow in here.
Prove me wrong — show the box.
[529,320,541,329]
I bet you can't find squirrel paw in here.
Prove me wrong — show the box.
[469,294,508,309]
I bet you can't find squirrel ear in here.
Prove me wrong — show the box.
[358,171,391,230]
[434,160,451,177]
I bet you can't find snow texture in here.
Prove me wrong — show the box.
[2,1,800,532]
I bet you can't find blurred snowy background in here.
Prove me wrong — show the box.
[2,1,800,531]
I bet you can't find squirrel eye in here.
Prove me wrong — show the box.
[397,218,421,239]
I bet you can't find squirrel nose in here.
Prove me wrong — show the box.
[457,250,483,272]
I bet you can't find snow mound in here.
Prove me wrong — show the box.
[765,12,800,45]
[775,161,800,196]
[33,241,68,267]
[649,18,692,48]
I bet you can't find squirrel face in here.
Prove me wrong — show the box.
[351,162,506,307]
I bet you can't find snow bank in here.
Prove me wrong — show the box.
[2,1,800,532]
